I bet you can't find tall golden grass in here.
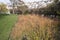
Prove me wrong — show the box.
[9,14,59,40]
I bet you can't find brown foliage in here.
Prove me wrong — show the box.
[9,14,59,40]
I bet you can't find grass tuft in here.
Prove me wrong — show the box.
[9,14,59,40]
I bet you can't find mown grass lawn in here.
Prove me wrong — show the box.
[0,14,18,40]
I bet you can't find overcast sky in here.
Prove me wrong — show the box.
[22,0,42,2]
[0,0,10,4]
[0,0,53,9]
[0,0,48,4]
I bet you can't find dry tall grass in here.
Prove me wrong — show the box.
[9,14,59,40]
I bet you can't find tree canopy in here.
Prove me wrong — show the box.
[0,3,8,14]
[10,0,25,14]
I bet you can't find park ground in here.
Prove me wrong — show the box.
[0,14,18,40]
[0,14,60,40]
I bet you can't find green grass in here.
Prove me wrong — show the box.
[0,14,18,40]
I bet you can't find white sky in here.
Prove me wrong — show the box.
[0,0,48,4]
[0,0,52,8]
[0,0,10,4]
[22,0,42,2]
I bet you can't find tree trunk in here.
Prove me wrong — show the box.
[13,3,15,14]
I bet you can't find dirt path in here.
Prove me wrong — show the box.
[9,14,59,40]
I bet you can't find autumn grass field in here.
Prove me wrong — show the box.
[9,14,60,40]
[0,14,18,40]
